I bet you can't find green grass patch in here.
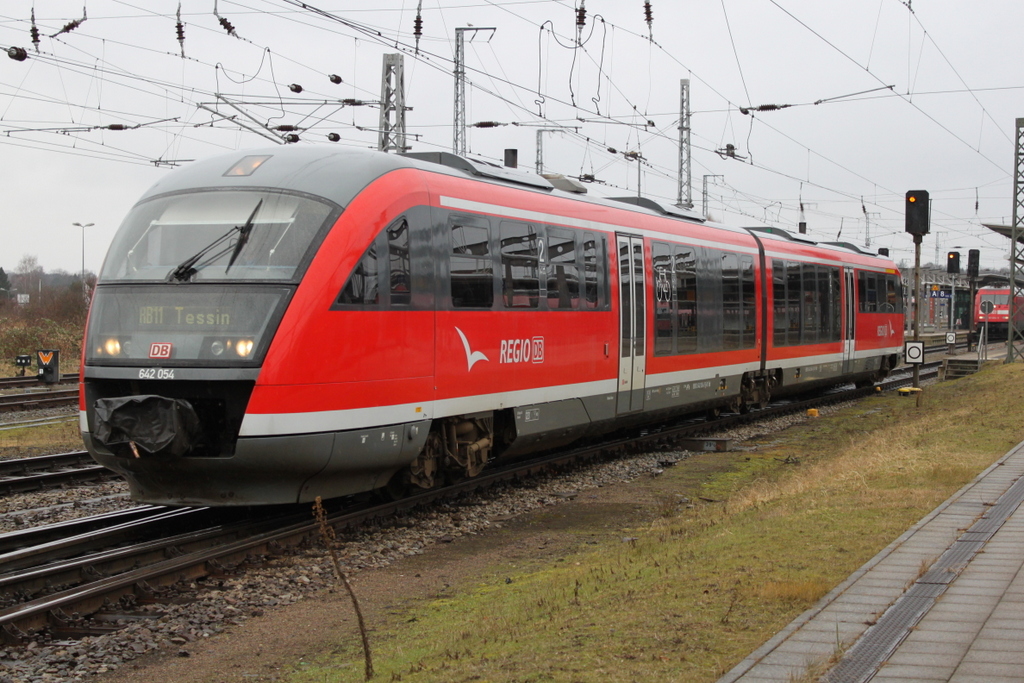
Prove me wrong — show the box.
[0,418,82,458]
[292,363,1024,683]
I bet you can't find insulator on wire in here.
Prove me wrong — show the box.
[7,46,28,62]
[50,6,87,38]
[413,1,423,54]
[644,1,653,37]
[289,83,303,94]
[283,133,300,143]
[274,125,298,132]
[576,2,587,29]
[327,133,341,142]
[218,16,236,36]
[214,1,238,37]
[329,74,343,84]
[30,9,40,52]
[176,3,186,58]
[106,124,129,131]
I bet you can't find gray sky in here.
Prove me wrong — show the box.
[1,0,1022,277]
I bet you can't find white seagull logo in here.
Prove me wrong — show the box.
[455,326,489,371]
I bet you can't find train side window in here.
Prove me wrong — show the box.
[859,272,878,313]
[773,259,788,346]
[722,253,741,350]
[675,246,698,353]
[829,267,842,341]
[802,263,819,344]
[653,242,674,356]
[741,255,756,349]
[337,236,381,306]
[583,232,600,309]
[450,221,494,308]
[547,227,579,309]
[499,221,539,308]
[885,275,902,313]
[787,262,802,343]
[812,265,840,343]
[387,219,411,306]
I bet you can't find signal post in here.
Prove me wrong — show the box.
[906,191,930,388]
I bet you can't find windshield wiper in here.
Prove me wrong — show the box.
[226,200,262,273]
[167,200,263,282]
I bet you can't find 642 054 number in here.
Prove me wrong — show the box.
[138,368,175,380]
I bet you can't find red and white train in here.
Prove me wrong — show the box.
[974,286,1024,338]
[80,146,904,505]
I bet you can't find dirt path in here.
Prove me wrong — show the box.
[99,464,692,683]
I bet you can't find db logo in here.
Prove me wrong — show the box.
[149,343,173,359]
[531,336,545,363]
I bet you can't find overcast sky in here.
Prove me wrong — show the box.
[1,0,1021,277]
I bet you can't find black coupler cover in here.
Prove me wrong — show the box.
[93,395,201,456]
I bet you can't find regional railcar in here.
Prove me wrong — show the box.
[80,146,904,506]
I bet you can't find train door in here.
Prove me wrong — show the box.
[616,234,647,413]
[843,267,856,371]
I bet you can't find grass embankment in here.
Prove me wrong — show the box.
[293,363,1024,683]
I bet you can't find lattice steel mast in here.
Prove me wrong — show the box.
[1008,118,1024,361]
[677,79,692,208]
[378,53,407,153]
[453,27,495,156]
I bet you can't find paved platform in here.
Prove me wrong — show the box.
[718,439,1024,683]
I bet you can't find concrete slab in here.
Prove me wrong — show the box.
[961,648,1024,665]
[952,661,1024,678]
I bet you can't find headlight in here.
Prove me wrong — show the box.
[211,340,225,356]
[235,339,254,357]
[104,338,122,356]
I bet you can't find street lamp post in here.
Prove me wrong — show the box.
[72,222,94,283]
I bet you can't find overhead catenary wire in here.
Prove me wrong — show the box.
[0,1,1015,267]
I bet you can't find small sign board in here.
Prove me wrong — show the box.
[945,332,956,344]
[981,300,995,314]
[905,341,925,364]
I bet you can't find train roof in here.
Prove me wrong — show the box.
[136,145,896,268]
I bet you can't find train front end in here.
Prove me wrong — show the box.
[81,150,354,505]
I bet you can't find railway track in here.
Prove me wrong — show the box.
[0,365,940,643]
[0,451,116,496]
[0,388,79,414]
[0,373,78,390]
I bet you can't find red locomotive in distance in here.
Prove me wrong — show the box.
[974,286,1024,339]
[79,146,904,506]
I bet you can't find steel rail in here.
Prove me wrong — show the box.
[0,374,78,390]
[0,389,79,414]
[0,451,115,497]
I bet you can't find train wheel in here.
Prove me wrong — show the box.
[409,429,444,489]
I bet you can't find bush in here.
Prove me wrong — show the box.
[0,281,88,375]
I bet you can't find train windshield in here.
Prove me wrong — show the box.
[100,190,334,282]
[980,293,1009,305]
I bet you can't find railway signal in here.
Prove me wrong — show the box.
[967,249,980,279]
[947,251,960,274]
[904,341,924,363]
[905,190,929,389]
[905,191,930,235]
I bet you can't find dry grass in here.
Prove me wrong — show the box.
[292,363,1024,683]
